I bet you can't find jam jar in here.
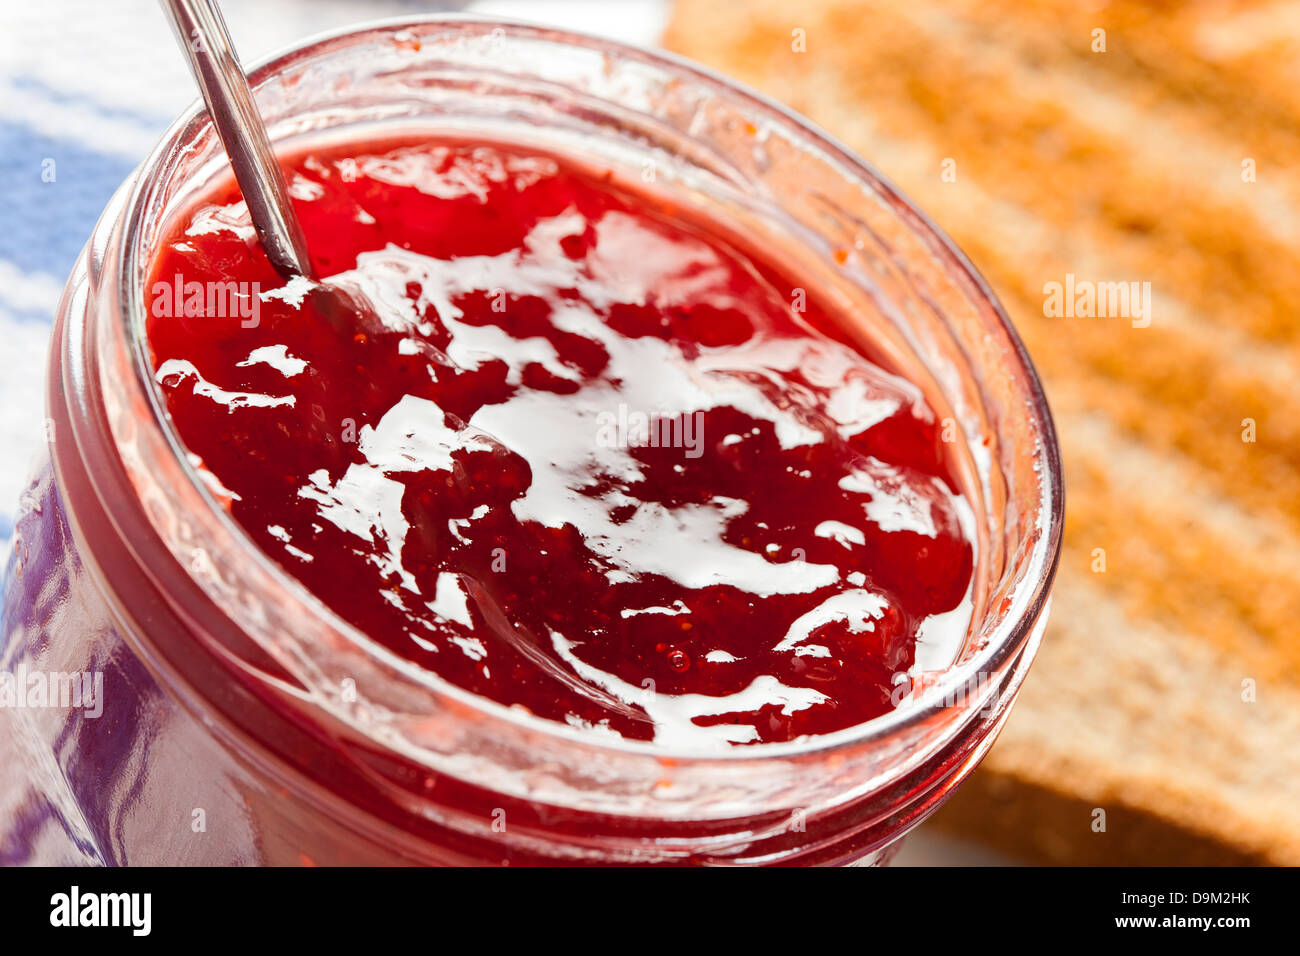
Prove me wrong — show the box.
[0,18,1061,866]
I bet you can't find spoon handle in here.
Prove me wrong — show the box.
[160,0,314,279]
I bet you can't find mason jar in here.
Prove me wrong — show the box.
[0,17,1062,866]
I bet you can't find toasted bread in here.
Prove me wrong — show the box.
[666,0,1300,864]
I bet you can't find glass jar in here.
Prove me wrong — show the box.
[0,17,1062,866]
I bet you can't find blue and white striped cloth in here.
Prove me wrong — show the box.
[0,0,667,550]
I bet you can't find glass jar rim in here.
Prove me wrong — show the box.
[105,14,1064,768]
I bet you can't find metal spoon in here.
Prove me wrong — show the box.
[160,0,313,279]
[160,0,387,350]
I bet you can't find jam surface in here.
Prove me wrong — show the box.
[147,137,975,749]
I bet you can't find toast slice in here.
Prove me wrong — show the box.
[666,0,1300,864]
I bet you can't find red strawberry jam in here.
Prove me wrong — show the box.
[146,137,975,749]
